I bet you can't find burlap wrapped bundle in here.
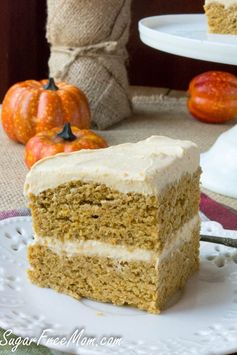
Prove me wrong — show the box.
[46,0,132,129]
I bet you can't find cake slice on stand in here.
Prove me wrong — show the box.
[24,136,201,313]
[204,0,237,34]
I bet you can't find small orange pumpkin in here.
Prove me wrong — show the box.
[2,78,91,144]
[187,71,237,123]
[25,123,108,169]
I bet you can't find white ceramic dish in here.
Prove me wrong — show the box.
[139,14,237,65]
[201,125,237,198]
[0,216,237,354]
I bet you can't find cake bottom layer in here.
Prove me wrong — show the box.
[27,228,199,313]
[204,3,237,35]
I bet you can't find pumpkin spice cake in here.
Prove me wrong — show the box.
[24,136,201,313]
[204,0,237,34]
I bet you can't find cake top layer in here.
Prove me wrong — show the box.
[205,0,237,8]
[24,136,199,196]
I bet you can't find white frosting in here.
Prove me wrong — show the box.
[205,0,237,8]
[24,136,199,197]
[33,215,200,267]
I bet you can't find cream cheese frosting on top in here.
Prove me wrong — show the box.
[24,136,200,197]
[205,0,237,8]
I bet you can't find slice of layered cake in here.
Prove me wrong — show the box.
[24,136,201,313]
[204,0,237,34]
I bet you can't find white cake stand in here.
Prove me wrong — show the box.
[139,14,237,198]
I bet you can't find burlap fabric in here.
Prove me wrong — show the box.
[47,0,132,129]
[0,87,237,211]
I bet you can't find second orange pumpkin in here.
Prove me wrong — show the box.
[187,71,237,123]
[25,123,108,169]
[2,78,91,144]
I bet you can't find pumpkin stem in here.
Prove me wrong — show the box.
[57,123,77,142]
[44,77,59,91]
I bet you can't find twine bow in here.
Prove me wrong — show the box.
[51,41,126,79]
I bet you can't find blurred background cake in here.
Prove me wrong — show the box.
[204,0,237,34]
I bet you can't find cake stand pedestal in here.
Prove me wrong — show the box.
[139,14,237,198]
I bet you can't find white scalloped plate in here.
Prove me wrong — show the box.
[0,217,237,354]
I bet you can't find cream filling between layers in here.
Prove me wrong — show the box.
[32,215,200,267]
